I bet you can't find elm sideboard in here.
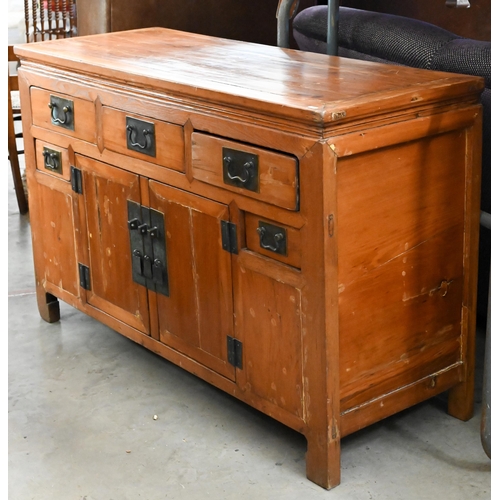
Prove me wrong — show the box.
[15,28,483,488]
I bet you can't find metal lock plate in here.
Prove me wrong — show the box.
[127,200,169,296]
[149,208,169,297]
[48,95,74,130]
[126,116,156,157]
[256,221,287,256]
[42,147,63,174]
[222,147,259,192]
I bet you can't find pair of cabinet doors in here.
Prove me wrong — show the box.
[38,153,235,378]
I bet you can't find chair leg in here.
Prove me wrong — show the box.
[8,147,29,215]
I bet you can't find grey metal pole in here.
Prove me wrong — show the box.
[277,0,297,48]
[480,210,491,459]
[326,0,340,55]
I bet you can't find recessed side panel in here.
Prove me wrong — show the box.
[336,130,467,413]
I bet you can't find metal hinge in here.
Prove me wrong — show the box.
[221,220,238,254]
[78,263,91,290]
[227,336,243,369]
[70,166,83,194]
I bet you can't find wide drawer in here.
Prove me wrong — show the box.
[191,133,299,211]
[35,140,71,181]
[30,87,96,143]
[102,107,185,172]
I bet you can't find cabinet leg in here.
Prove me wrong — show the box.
[36,288,60,323]
[305,431,341,490]
[447,378,475,421]
[447,322,476,421]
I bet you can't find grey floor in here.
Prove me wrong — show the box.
[8,4,491,500]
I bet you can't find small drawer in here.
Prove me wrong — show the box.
[245,213,301,269]
[35,140,71,181]
[102,107,185,172]
[192,133,298,211]
[30,87,96,143]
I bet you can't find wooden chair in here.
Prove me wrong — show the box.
[8,46,29,214]
[24,0,77,42]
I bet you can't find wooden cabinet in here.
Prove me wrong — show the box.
[15,28,483,489]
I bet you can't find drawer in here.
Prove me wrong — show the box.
[245,213,301,269]
[30,87,96,143]
[102,107,185,172]
[192,133,298,211]
[35,140,71,181]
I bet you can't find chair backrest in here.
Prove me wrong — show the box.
[8,46,20,94]
[24,0,77,42]
[8,45,29,214]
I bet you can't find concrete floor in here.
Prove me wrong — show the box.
[7,3,491,499]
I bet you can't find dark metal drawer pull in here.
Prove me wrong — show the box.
[42,147,62,174]
[127,125,152,150]
[256,221,287,256]
[222,147,259,192]
[126,117,156,157]
[48,95,74,130]
[225,158,254,183]
[48,103,71,124]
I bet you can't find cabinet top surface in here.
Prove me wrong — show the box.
[15,28,483,126]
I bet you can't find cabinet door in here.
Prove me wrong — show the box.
[76,155,150,334]
[32,171,80,300]
[149,181,235,381]
[234,265,304,418]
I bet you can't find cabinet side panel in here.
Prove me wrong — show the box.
[235,266,303,418]
[336,130,466,411]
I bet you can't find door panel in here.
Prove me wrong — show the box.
[34,172,80,298]
[76,155,150,334]
[149,181,235,380]
[234,264,303,418]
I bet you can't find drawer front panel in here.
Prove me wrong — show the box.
[245,213,301,269]
[192,132,298,211]
[30,87,96,143]
[102,107,185,172]
[35,140,71,181]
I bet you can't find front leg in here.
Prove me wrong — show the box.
[36,286,60,323]
[306,426,341,489]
